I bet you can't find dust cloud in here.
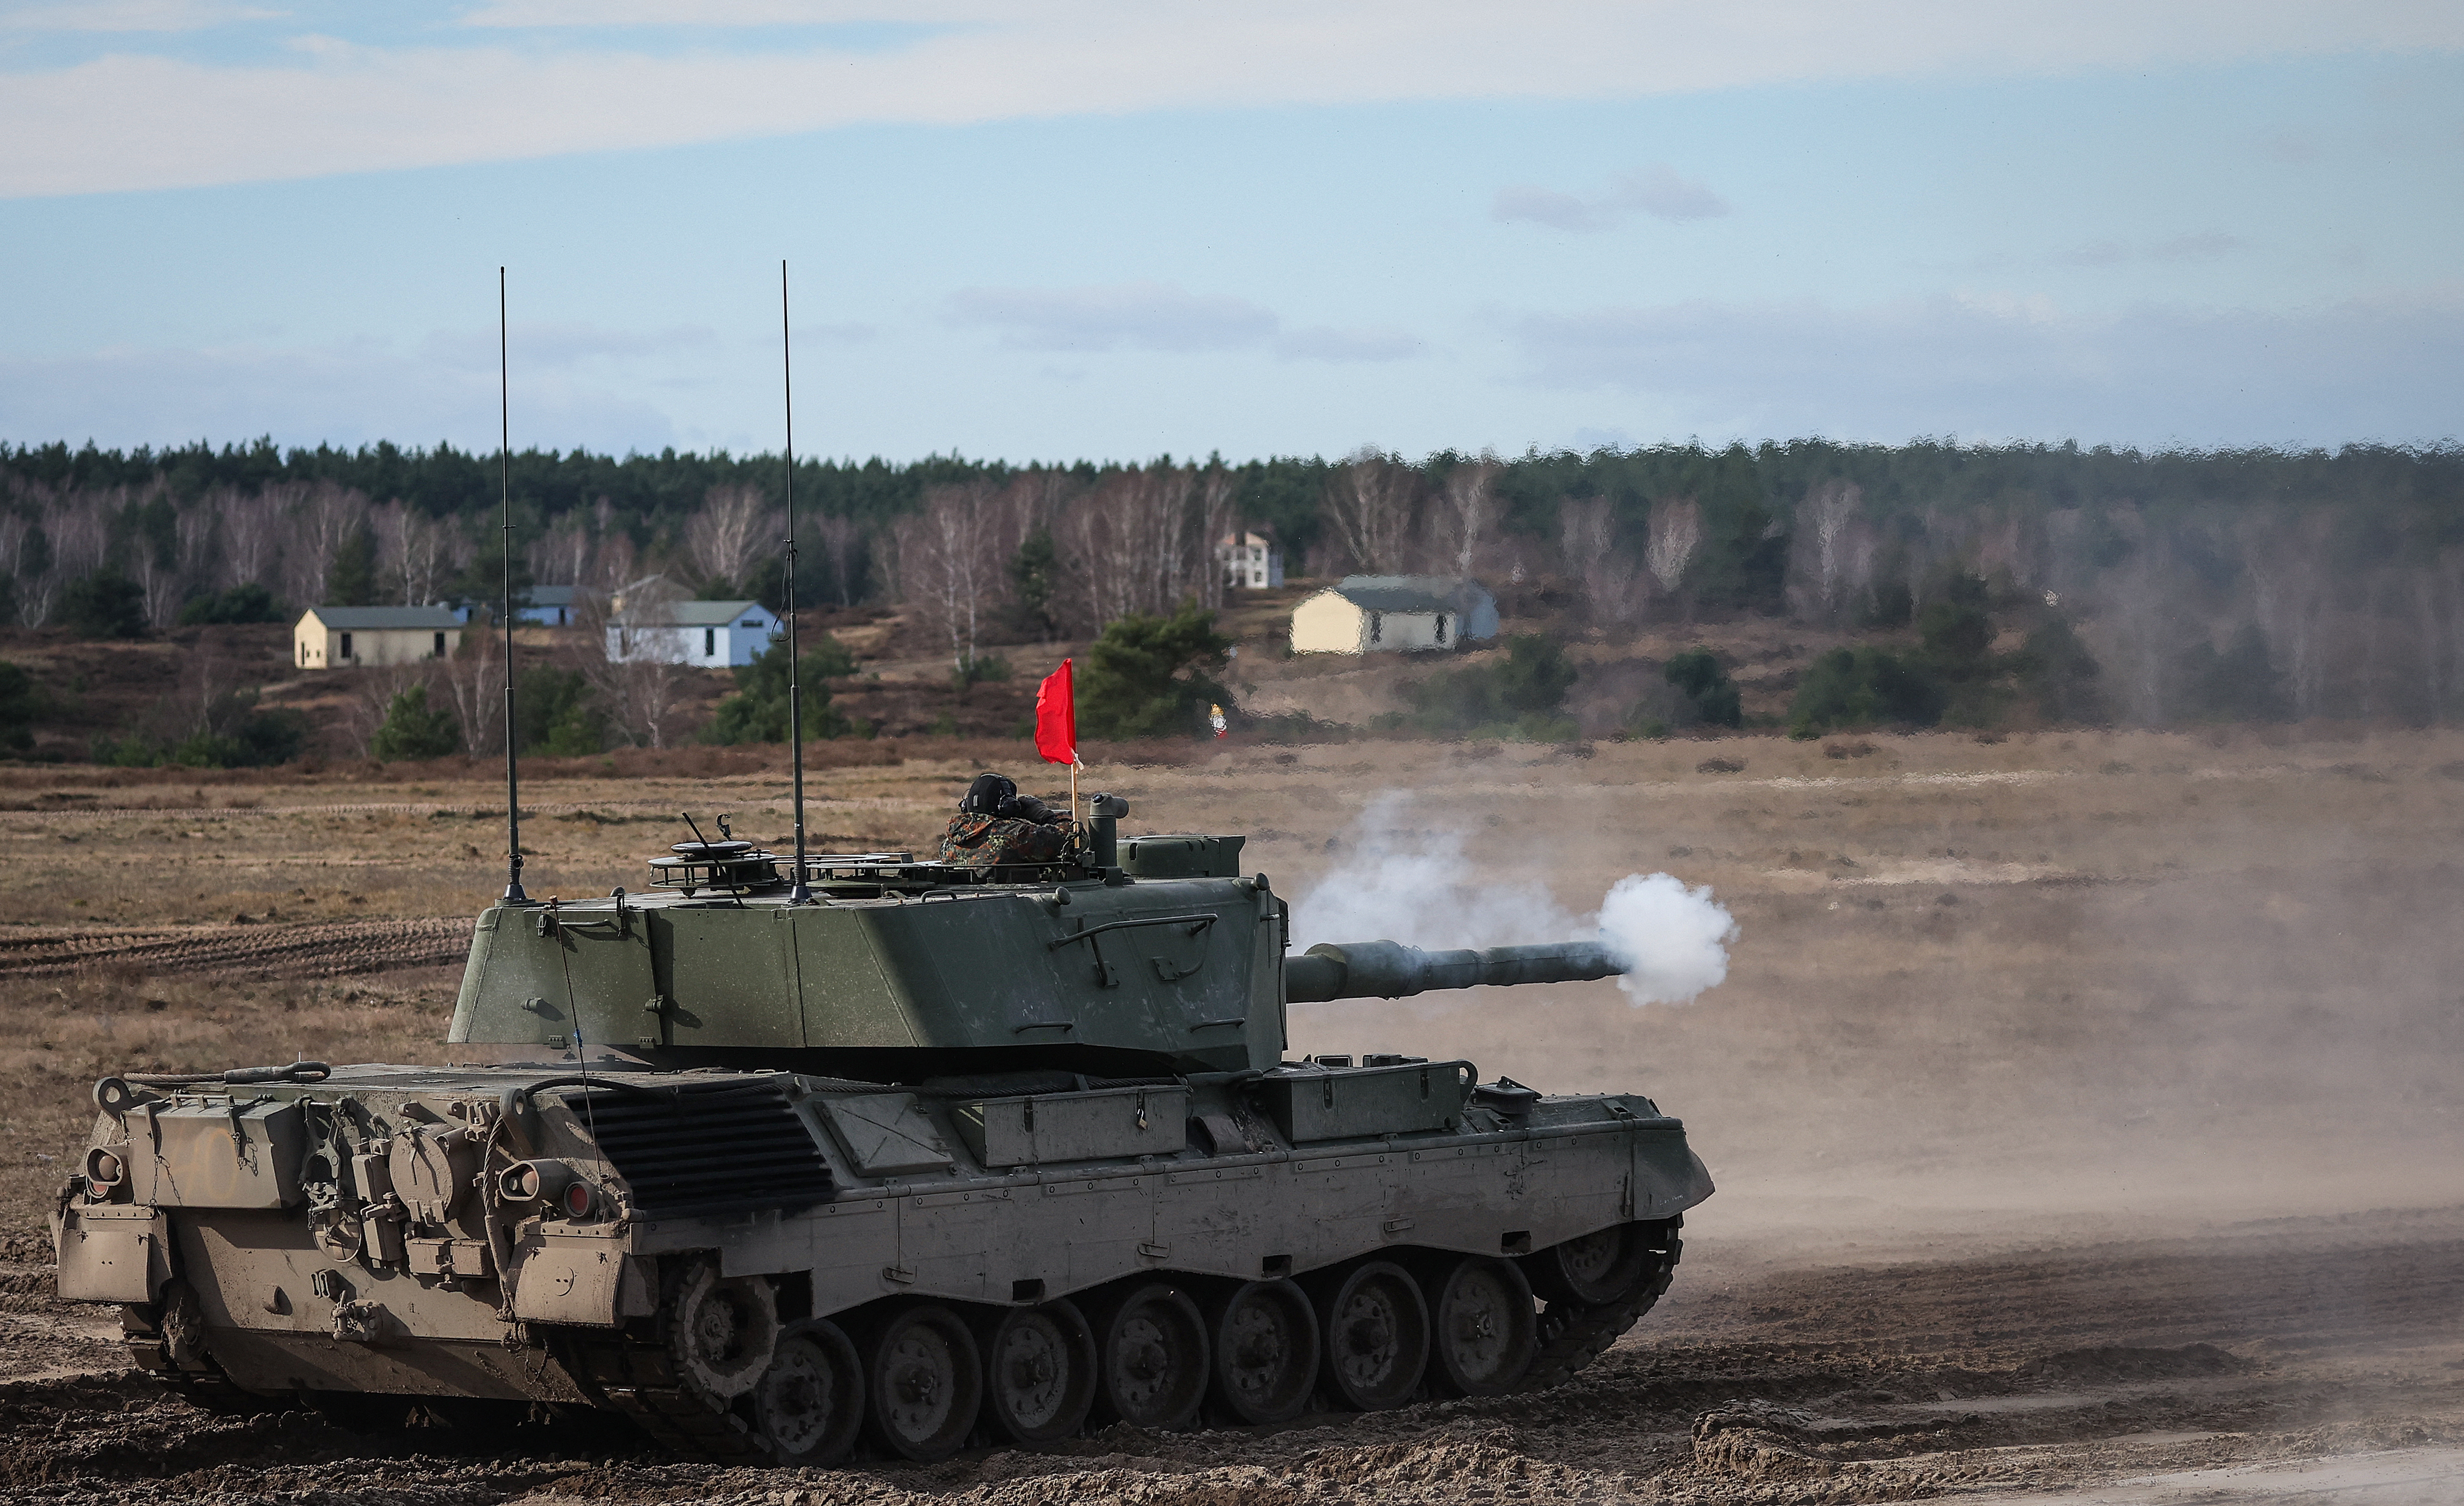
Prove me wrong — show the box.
[1287,791,1739,1005]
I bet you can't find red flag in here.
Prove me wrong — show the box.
[1034,658,1076,766]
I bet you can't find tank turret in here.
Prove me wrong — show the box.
[445,799,1632,1083]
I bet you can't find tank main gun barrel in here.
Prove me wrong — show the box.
[1282,938,1624,1002]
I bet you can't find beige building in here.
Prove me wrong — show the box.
[293,606,464,669]
[1289,576,1499,655]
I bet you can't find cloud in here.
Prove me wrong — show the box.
[948,281,1277,353]
[2056,232,2244,267]
[948,282,1426,363]
[1506,289,2464,447]
[6,1,2462,196]
[0,0,277,32]
[418,321,717,367]
[1493,162,1729,232]
[0,338,680,452]
[1273,325,1424,362]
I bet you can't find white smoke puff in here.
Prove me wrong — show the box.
[1594,872,1738,1006]
[1289,793,1576,952]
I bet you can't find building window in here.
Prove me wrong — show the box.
[704,628,716,657]
[1369,612,1382,645]
[339,632,353,660]
[433,631,446,657]
[1435,614,1448,645]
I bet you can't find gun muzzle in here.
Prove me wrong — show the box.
[1282,939,1625,1002]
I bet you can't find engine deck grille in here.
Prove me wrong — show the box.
[571,1082,835,1218]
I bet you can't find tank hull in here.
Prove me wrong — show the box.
[63,1060,1709,1450]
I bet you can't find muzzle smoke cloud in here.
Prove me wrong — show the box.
[1288,794,1738,1006]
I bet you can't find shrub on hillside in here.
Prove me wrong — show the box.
[58,571,147,639]
[1788,646,1947,738]
[1663,648,1742,728]
[1389,633,1579,741]
[703,636,855,744]
[370,683,461,761]
[178,583,284,626]
[1077,603,1235,740]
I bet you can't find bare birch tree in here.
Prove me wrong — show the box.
[376,502,460,606]
[685,484,778,595]
[1058,464,1200,629]
[436,627,505,758]
[1323,448,1412,575]
[896,482,1002,671]
[1788,481,1863,622]
[214,487,285,594]
[576,584,691,748]
[1435,456,1502,581]
[1195,465,1238,610]
[282,483,368,609]
[1646,497,1704,596]
[529,511,591,587]
[1561,496,1646,624]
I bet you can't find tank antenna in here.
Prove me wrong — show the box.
[497,266,528,905]
[781,259,812,905]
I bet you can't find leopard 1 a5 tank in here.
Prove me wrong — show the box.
[55,795,1714,1464]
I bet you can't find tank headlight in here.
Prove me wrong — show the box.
[561,1180,594,1219]
[85,1148,124,1188]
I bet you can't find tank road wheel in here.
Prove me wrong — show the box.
[1092,1282,1210,1431]
[1204,1279,1319,1425]
[1312,1261,1430,1412]
[980,1300,1098,1446]
[668,1260,781,1402]
[863,1304,983,1462]
[1525,1223,1653,1309]
[753,1319,865,1466]
[1427,1257,1538,1398]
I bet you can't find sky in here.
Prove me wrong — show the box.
[1,1,2459,464]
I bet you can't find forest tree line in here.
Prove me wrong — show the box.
[7,437,2464,737]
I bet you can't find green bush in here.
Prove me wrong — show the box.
[2179,625,2290,722]
[953,654,1012,691]
[177,583,283,626]
[370,683,462,761]
[58,571,147,639]
[1788,647,1947,738]
[1077,603,1235,740]
[2014,618,2104,723]
[92,689,306,768]
[702,635,854,744]
[1663,648,1742,727]
[515,668,605,755]
[1391,635,1580,741]
[0,662,42,752]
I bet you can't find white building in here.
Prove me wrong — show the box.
[605,599,782,668]
[293,606,464,669]
[1218,532,1285,590]
[1288,576,1498,655]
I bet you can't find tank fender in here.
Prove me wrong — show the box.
[52,1202,171,1304]
[509,1238,656,1327]
[1635,1139,1715,1220]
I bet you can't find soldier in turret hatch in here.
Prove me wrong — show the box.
[939,771,1073,868]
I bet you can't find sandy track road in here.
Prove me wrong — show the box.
[0,917,472,980]
[0,1210,2456,1504]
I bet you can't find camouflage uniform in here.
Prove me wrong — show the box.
[938,813,1073,869]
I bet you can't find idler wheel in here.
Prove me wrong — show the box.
[1525,1222,1655,1309]
[863,1303,983,1462]
[979,1300,1097,1446]
[1426,1256,1538,1397]
[753,1319,865,1466]
[1204,1279,1319,1425]
[667,1260,780,1402]
[1310,1260,1429,1411]
[1090,1281,1208,1431]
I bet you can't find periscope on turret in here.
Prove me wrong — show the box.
[54,781,1713,1464]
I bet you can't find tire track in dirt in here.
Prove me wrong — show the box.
[0,917,472,980]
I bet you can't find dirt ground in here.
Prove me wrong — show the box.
[0,724,2458,1502]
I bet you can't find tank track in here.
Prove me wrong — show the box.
[555,1230,1683,1464]
[1516,1229,1682,1394]
[559,1332,771,1462]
